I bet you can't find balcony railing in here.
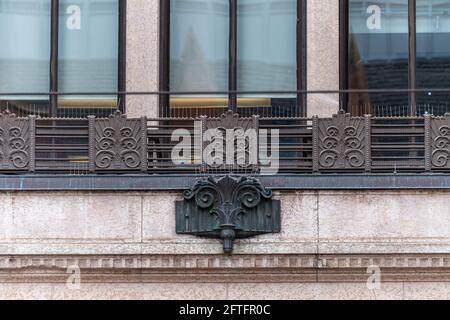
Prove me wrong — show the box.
[0,109,449,175]
[0,89,450,177]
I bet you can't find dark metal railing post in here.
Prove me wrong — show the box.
[312,115,319,173]
[365,114,372,173]
[424,113,432,172]
[29,116,36,173]
[88,116,96,173]
[140,116,148,172]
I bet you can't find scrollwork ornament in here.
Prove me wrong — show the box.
[319,150,339,168]
[121,150,141,168]
[0,112,32,171]
[93,111,145,171]
[430,121,450,168]
[9,150,29,168]
[317,112,366,170]
[182,175,274,253]
[95,151,115,168]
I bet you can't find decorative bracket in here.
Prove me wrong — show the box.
[427,113,450,170]
[313,111,371,172]
[89,111,147,172]
[200,111,259,173]
[176,175,280,254]
[0,112,35,172]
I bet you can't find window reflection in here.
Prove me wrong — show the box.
[349,0,409,116]
[417,0,450,115]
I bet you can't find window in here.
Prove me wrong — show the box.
[0,0,124,117]
[343,0,450,116]
[161,0,306,117]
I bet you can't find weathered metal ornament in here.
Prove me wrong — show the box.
[176,175,281,254]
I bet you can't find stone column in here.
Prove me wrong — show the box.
[126,0,160,118]
[307,0,340,117]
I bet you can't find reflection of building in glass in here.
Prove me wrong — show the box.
[348,0,450,116]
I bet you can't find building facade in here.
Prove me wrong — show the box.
[0,0,450,299]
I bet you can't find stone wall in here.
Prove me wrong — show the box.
[0,191,448,255]
[0,190,448,299]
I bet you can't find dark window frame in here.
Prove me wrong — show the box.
[340,0,418,115]
[159,0,307,117]
[48,0,126,116]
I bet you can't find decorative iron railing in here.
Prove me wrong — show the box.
[1,110,450,175]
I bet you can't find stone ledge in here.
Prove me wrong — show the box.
[2,175,450,191]
[3,254,450,269]
[0,254,449,283]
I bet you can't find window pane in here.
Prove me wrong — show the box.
[349,0,409,116]
[58,0,119,115]
[417,0,450,115]
[0,0,51,115]
[237,0,297,117]
[170,0,229,116]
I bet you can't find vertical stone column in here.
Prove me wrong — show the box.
[126,0,160,118]
[307,0,340,117]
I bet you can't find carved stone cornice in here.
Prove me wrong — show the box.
[0,254,449,270]
[0,254,449,283]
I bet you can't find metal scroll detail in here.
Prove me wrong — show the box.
[315,111,370,171]
[430,114,450,169]
[0,112,34,171]
[89,111,147,172]
[176,175,280,254]
[201,111,259,173]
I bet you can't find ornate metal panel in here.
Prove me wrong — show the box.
[201,111,259,173]
[429,114,450,169]
[314,111,371,172]
[89,111,147,172]
[0,112,35,172]
[176,175,280,253]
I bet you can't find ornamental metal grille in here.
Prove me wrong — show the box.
[0,110,445,175]
[0,113,35,172]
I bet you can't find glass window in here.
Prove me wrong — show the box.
[237,0,297,116]
[0,0,121,117]
[170,0,229,116]
[0,0,51,115]
[167,0,303,117]
[58,0,119,115]
[416,0,450,114]
[348,0,409,116]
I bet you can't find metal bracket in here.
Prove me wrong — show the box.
[176,175,280,254]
